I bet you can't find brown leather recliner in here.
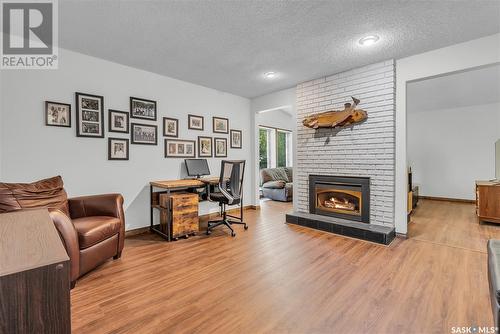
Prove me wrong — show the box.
[0,176,125,288]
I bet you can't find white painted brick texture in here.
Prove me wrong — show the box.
[295,60,395,227]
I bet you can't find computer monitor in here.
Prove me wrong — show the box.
[185,159,211,178]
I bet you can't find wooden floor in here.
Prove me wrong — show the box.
[71,199,500,334]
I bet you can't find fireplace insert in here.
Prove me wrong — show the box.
[309,175,370,223]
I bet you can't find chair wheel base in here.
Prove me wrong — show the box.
[231,232,236,237]
[244,225,248,230]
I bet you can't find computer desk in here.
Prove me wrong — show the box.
[149,177,224,241]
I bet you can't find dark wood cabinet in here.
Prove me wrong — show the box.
[476,181,500,224]
[0,210,71,333]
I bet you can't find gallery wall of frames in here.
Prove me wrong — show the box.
[45,94,243,161]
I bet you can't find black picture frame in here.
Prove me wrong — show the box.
[213,117,229,134]
[45,101,71,127]
[197,136,213,157]
[163,117,179,137]
[130,97,157,121]
[75,92,104,138]
[230,129,242,149]
[108,109,129,133]
[188,114,204,130]
[131,123,158,145]
[214,137,228,157]
[165,139,196,158]
[108,138,129,160]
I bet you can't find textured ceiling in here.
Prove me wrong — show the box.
[407,64,500,112]
[59,1,500,98]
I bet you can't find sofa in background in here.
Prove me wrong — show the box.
[488,239,500,329]
[260,167,293,202]
[0,175,125,288]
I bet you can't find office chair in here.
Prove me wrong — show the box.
[207,160,247,237]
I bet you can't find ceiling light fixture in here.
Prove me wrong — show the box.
[264,71,277,79]
[358,35,380,47]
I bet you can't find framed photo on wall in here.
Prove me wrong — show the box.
[165,139,196,158]
[230,129,242,149]
[198,136,212,157]
[131,123,158,145]
[212,117,229,134]
[108,110,129,133]
[130,97,157,120]
[163,117,178,137]
[45,101,71,127]
[214,137,227,157]
[188,114,204,130]
[108,138,129,160]
[75,92,104,138]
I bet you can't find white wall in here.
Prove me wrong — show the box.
[395,33,500,234]
[408,103,500,200]
[0,48,254,230]
[256,109,293,131]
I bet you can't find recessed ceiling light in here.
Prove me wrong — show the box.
[358,35,380,47]
[264,71,277,79]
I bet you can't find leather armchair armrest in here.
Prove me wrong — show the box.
[68,193,124,219]
[48,209,80,285]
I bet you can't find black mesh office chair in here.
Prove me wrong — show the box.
[207,160,247,237]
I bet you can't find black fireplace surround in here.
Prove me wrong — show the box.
[309,175,370,223]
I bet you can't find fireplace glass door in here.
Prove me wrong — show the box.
[316,188,362,216]
[309,175,370,223]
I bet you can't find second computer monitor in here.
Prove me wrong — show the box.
[185,159,211,178]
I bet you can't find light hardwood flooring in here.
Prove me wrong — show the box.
[71,199,500,333]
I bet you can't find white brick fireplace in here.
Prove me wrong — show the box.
[295,60,396,228]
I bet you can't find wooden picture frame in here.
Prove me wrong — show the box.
[75,92,104,138]
[197,136,212,157]
[45,101,71,127]
[165,139,196,158]
[130,97,157,121]
[131,123,158,145]
[230,129,242,149]
[163,117,179,137]
[214,137,227,157]
[213,117,229,134]
[108,138,129,160]
[108,109,129,133]
[188,114,204,130]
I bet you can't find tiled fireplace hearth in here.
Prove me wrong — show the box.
[286,59,397,245]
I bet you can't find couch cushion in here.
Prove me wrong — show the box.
[73,216,121,249]
[262,180,286,189]
[260,167,289,184]
[0,176,69,216]
[489,240,500,302]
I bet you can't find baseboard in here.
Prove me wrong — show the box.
[419,196,475,204]
[125,205,258,238]
[125,226,150,237]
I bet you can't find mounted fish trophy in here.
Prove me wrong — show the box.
[302,97,367,129]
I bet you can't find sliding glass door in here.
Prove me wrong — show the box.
[259,126,292,169]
